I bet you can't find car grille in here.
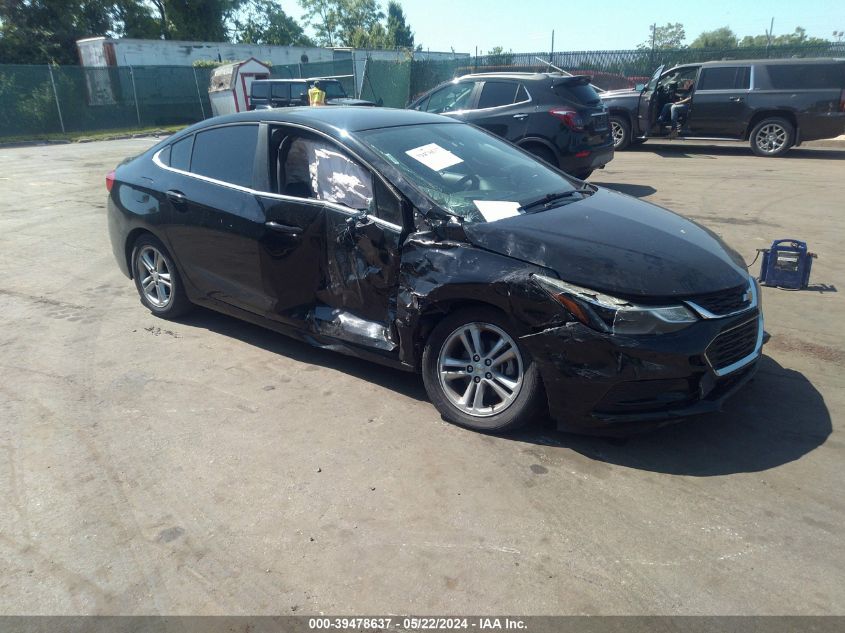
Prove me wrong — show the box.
[706,317,759,372]
[686,284,752,316]
[591,113,609,131]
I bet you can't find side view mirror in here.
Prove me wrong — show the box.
[635,83,646,92]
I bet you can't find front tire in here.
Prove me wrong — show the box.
[421,308,545,433]
[131,234,192,319]
[749,117,794,157]
[610,115,631,150]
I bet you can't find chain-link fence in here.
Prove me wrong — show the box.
[2,42,843,140]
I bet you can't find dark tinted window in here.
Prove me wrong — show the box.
[766,63,845,89]
[170,135,193,171]
[515,84,529,102]
[424,82,476,113]
[157,145,171,166]
[291,82,309,104]
[698,66,750,90]
[320,81,346,99]
[552,82,600,105]
[190,125,258,188]
[477,81,519,108]
[251,82,269,98]
[271,83,290,99]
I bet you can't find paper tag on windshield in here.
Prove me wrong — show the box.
[473,200,521,222]
[405,143,463,171]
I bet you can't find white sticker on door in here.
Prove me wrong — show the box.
[473,200,521,222]
[405,143,464,171]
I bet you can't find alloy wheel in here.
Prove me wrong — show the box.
[755,123,788,154]
[611,120,625,148]
[437,322,524,417]
[136,245,172,308]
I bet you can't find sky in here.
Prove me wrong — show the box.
[283,0,844,53]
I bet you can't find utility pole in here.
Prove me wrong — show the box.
[550,30,554,64]
[765,17,774,58]
[650,23,657,67]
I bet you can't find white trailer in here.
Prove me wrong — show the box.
[207,58,271,116]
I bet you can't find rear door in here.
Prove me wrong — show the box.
[160,123,270,314]
[270,82,292,108]
[688,65,752,137]
[460,80,531,140]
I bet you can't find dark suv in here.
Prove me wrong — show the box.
[249,78,376,110]
[408,73,614,179]
[602,58,845,156]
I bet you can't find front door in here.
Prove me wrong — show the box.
[636,64,665,134]
[262,126,405,349]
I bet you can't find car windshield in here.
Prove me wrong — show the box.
[357,123,576,223]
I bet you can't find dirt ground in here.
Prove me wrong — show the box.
[0,137,843,615]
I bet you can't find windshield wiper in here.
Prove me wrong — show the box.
[518,186,593,212]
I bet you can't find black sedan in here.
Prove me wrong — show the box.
[107,107,765,434]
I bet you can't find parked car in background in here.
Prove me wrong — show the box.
[602,58,845,156]
[249,78,376,110]
[408,72,614,179]
[107,107,765,435]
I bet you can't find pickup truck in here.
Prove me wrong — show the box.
[601,58,845,156]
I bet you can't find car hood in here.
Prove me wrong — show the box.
[600,88,640,100]
[327,97,377,106]
[462,187,749,299]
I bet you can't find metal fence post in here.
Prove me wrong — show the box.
[129,65,141,127]
[47,65,65,134]
[352,49,358,98]
[192,66,206,119]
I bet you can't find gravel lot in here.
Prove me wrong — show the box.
[0,137,843,615]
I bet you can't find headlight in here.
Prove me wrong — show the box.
[533,274,698,335]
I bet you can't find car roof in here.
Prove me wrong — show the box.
[187,106,460,134]
[456,72,555,81]
[252,78,341,83]
[695,57,845,67]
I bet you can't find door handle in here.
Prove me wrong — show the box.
[166,189,188,209]
[265,221,301,237]
[512,113,529,120]
[729,96,744,102]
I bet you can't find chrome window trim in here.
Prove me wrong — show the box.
[152,121,404,233]
[685,279,757,320]
[705,311,765,377]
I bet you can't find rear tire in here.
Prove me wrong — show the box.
[131,234,192,319]
[749,117,794,157]
[421,307,545,433]
[610,115,631,150]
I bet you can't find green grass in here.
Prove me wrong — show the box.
[0,124,186,145]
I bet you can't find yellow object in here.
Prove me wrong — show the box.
[308,86,326,106]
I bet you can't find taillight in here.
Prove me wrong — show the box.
[106,169,115,192]
[550,108,585,131]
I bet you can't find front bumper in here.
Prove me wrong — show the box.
[520,309,765,434]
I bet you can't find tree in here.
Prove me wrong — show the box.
[689,27,738,49]
[739,26,829,47]
[485,46,513,65]
[639,22,686,50]
[384,1,413,48]
[298,0,341,46]
[0,0,120,64]
[163,0,239,41]
[336,0,384,47]
[233,0,313,45]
